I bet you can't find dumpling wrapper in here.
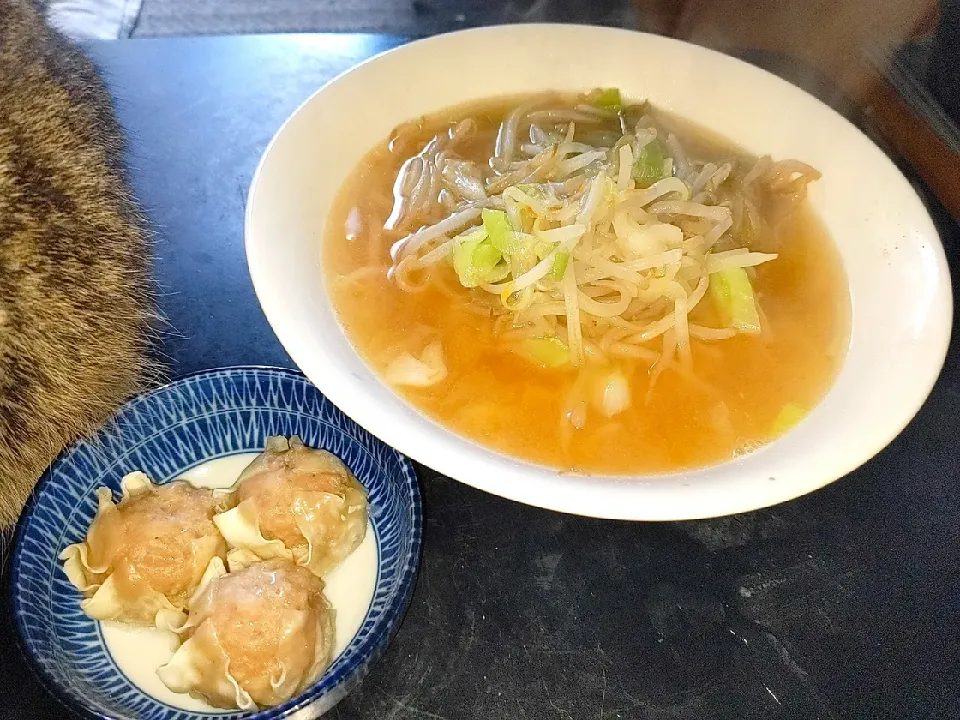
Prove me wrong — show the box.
[158,557,336,710]
[214,436,368,577]
[59,471,228,628]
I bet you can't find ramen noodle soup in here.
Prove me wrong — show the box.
[324,91,850,474]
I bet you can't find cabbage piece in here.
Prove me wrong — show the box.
[592,369,632,418]
[452,226,502,288]
[633,139,666,188]
[771,404,806,436]
[518,337,570,369]
[592,87,622,111]
[709,266,761,334]
[614,219,682,259]
[157,558,335,710]
[482,208,522,254]
[386,340,448,387]
[214,436,368,578]
[59,472,228,627]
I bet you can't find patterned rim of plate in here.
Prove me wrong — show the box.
[10,366,423,720]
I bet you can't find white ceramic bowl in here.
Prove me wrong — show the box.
[246,24,952,520]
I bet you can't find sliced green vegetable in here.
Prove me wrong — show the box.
[632,140,665,188]
[592,87,622,111]
[453,232,502,288]
[486,262,511,284]
[456,226,487,243]
[709,266,761,334]
[482,208,522,255]
[447,226,484,267]
[473,241,501,273]
[771,404,806,436]
[551,250,570,281]
[518,337,570,369]
[533,238,555,260]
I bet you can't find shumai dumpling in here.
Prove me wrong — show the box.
[59,472,228,627]
[213,436,367,577]
[158,557,336,710]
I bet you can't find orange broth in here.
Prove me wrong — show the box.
[323,97,850,474]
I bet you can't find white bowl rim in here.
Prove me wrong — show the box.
[246,23,953,521]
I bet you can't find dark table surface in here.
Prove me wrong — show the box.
[2,33,959,720]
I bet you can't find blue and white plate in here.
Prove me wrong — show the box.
[11,367,423,720]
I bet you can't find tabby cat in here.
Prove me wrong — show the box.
[0,0,156,528]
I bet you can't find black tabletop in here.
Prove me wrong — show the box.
[2,34,959,720]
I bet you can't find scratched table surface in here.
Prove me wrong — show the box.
[2,34,959,720]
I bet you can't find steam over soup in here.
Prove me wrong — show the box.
[324,91,850,473]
